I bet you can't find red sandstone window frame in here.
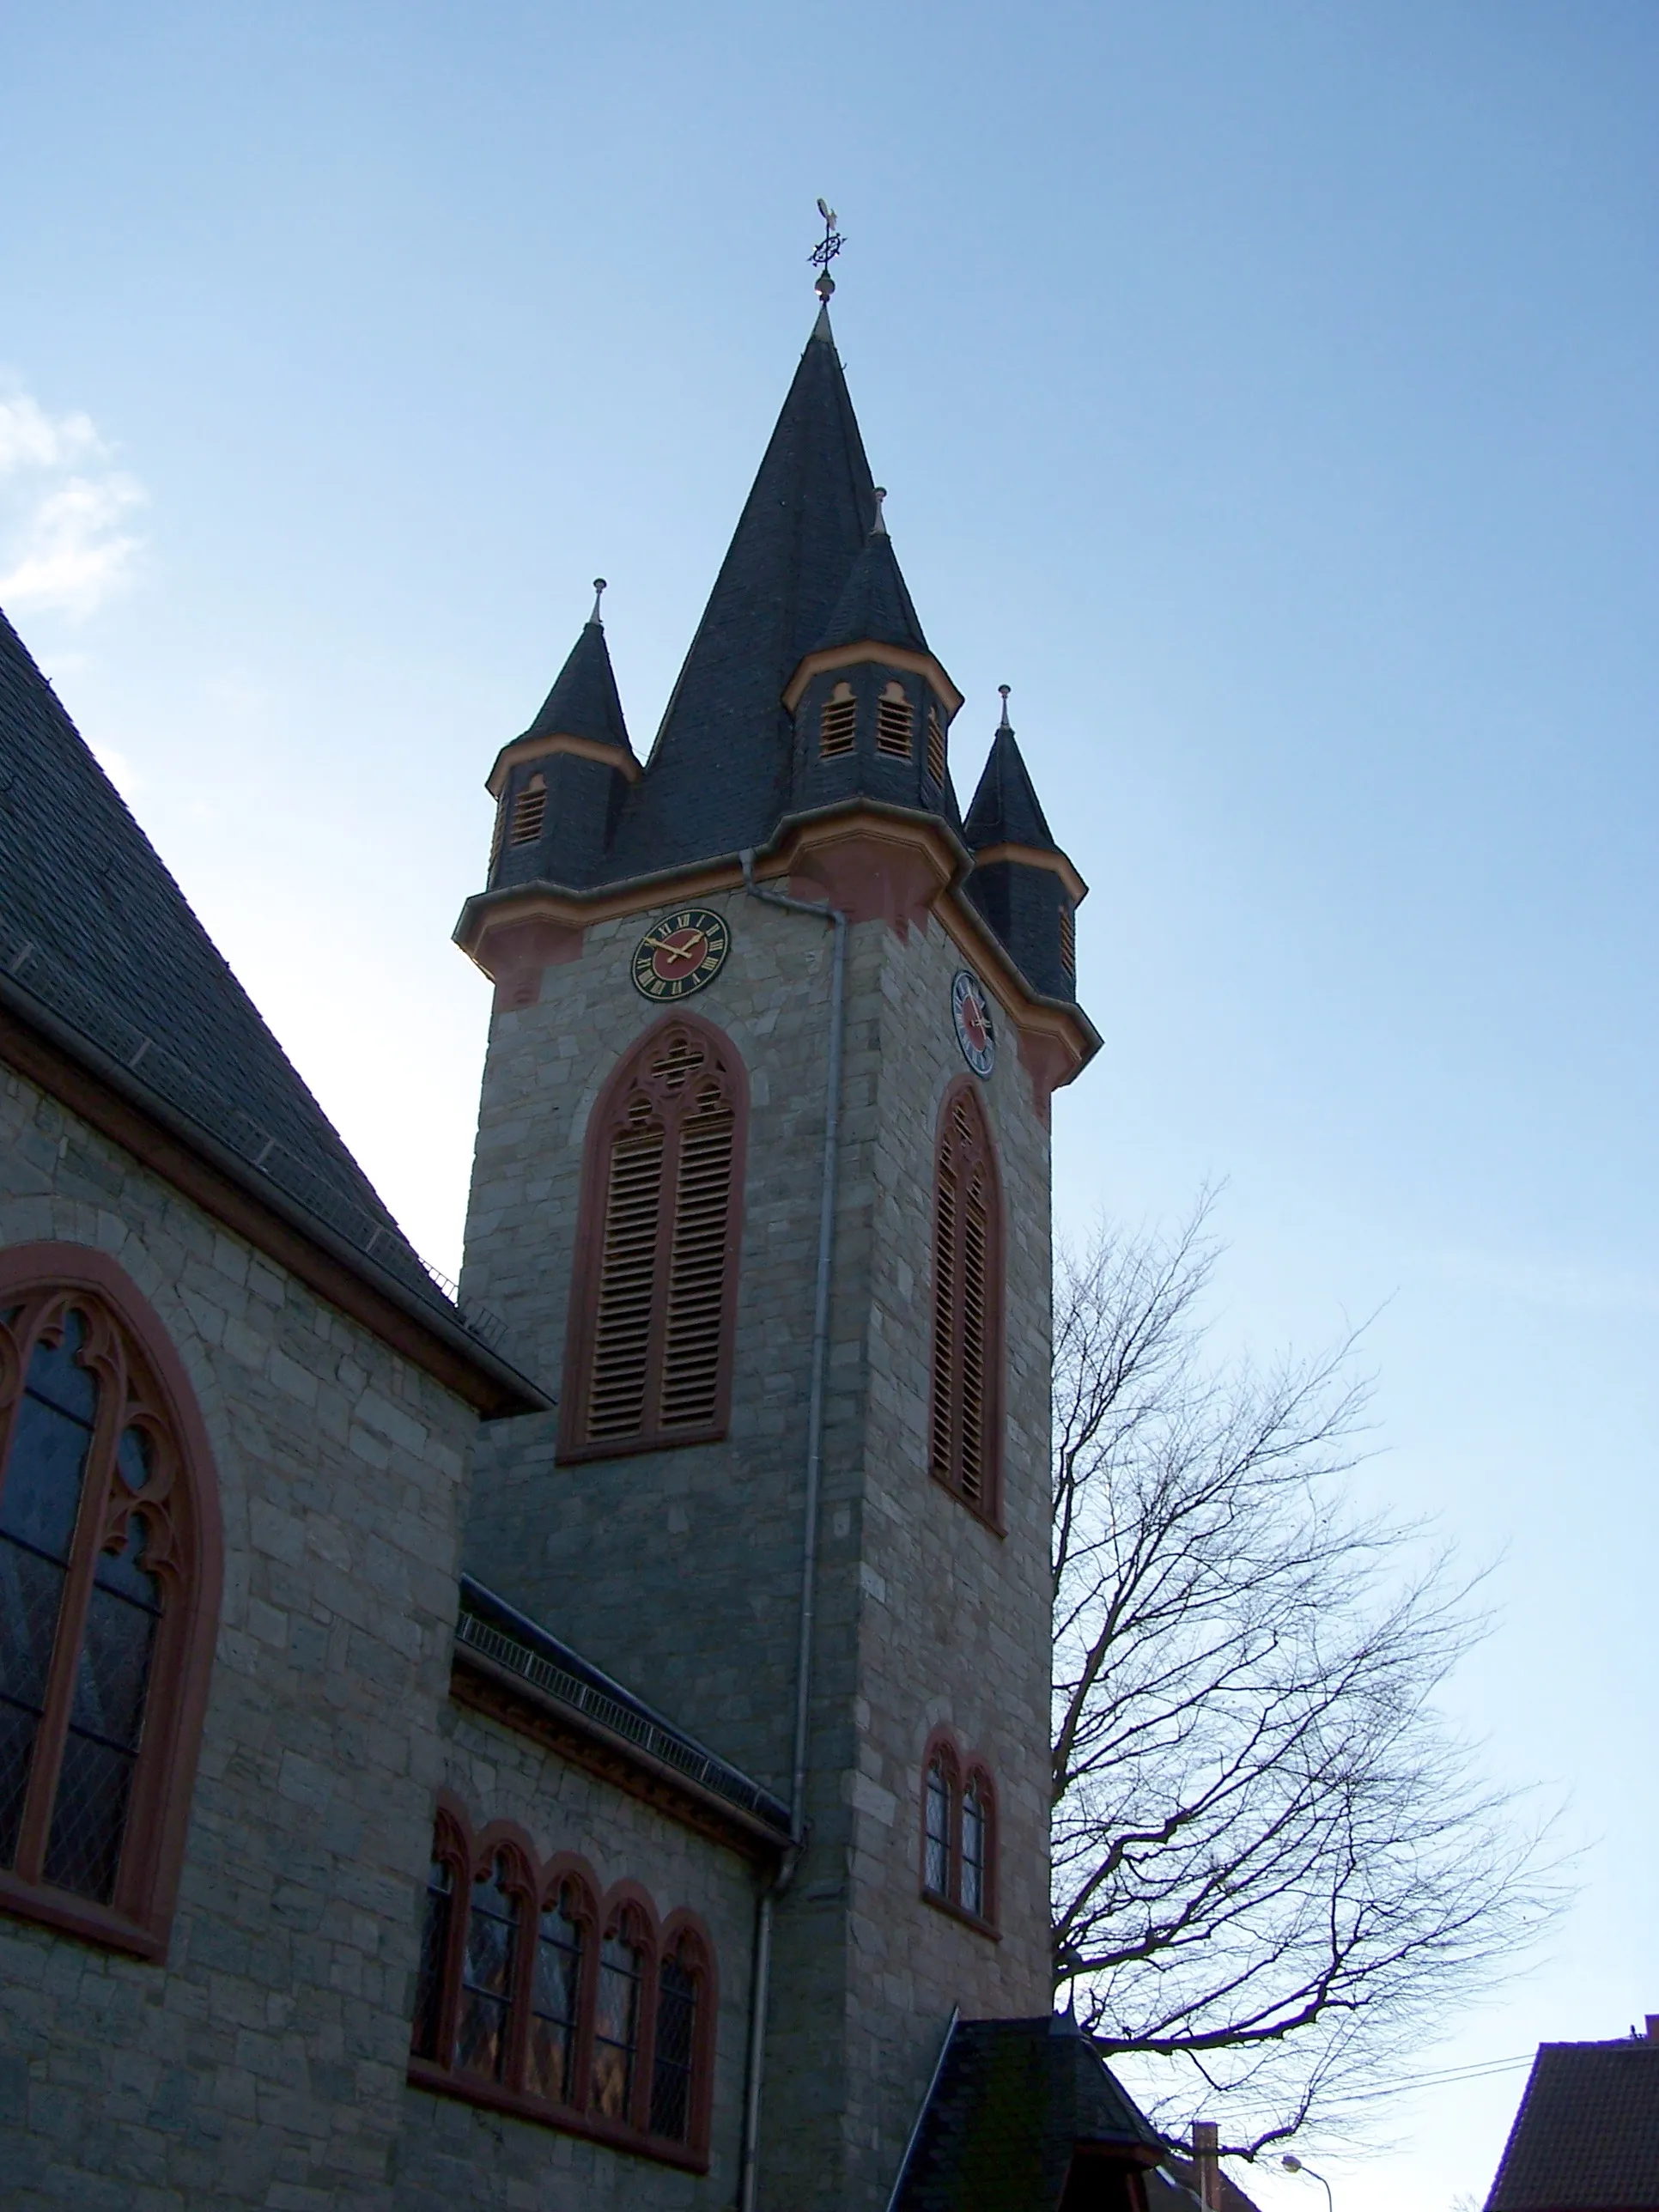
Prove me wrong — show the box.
[0,1243,223,1961]
[919,1728,999,1936]
[557,1012,749,1465]
[407,1792,718,2170]
[926,1079,1006,1527]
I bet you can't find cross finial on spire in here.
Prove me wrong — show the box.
[872,486,888,537]
[998,684,1012,732]
[811,197,844,303]
[590,577,607,626]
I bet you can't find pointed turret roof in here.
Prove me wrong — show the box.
[812,507,928,657]
[603,306,879,877]
[519,601,633,758]
[963,696,1060,853]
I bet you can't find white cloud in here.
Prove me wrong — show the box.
[0,384,147,619]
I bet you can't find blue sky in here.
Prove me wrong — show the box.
[3,5,1655,2202]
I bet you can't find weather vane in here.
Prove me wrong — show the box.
[811,198,844,303]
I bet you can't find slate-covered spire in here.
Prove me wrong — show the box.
[600,307,882,878]
[963,688,1085,1003]
[812,493,929,658]
[517,580,632,758]
[486,586,639,893]
[963,687,1059,855]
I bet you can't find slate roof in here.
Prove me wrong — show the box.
[518,615,634,757]
[0,603,467,1328]
[592,303,883,883]
[963,714,1060,856]
[813,520,929,656]
[1147,2154,1265,2212]
[1486,2039,1659,2209]
[891,2015,1164,2211]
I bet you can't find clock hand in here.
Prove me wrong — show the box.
[659,933,707,969]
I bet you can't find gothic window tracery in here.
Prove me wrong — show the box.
[0,1249,219,1957]
[408,1799,714,2167]
[561,1017,746,1462]
[927,1083,1004,1521]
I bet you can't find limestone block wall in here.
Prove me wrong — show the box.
[0,1065,478,2211]
[394,1705,759,2210]
[459,888,856,1799]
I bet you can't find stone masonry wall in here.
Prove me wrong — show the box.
[457,880,1066,2212]
[0,1063,480,2210]
[395,1704,759,2210]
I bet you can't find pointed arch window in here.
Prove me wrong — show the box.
[877,679,914,759]
[920,1732,998,1932]
[408,1799,716,2168]
[819,682,857,758]
[0,1247,221,1960]
[927,1083,1004,1522]
[560,1016,747,1462]
[509,771,547,846]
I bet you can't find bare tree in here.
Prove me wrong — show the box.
[1051,1194,1562,2154]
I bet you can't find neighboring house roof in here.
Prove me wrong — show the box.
[1486,2038,1659,2210]
[1146,2154,1266,2212]
[891,2014,1165,2211]
[0,602,542,1413]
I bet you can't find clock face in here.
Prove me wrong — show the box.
[951,969,996,1079]
[631,907,732,1001]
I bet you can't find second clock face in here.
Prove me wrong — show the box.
[632,907,732,1001]
[951,969,997,1079]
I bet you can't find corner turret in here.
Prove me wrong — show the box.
[485,582,637,893]
[784,492,963,825]
[962,689,1085,1002]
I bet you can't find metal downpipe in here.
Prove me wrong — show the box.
[733,848,848,2212]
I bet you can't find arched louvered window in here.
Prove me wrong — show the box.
[559,1016,747,1462]
[876,679,914,759]
[1059,901,1076,981]
[926,703,946,787]
[819,681,856,758]
[0,1246,221,1959]
[927,1083,1003,1521]
[509,771,547,846]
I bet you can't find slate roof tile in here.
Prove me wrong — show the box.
[1486,2039,1659,2209]
[0,602,445,1312]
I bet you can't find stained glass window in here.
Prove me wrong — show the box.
[961,1778,986,1919]
[591,1923,643,2121]
[924,1755,951,1897]
[649,1944,698,2141]
[0,1313,100,1873]
[456,1858,520,2081]
[527,1886,586,2106]
[0,1267,213,1951]
[410,1857,454,2061]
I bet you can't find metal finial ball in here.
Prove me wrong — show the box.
[593,578,607,594]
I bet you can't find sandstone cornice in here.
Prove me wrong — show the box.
[453,799,1100,1108]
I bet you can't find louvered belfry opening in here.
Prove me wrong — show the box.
[562,1019,744,1461]
[926,704,946,787]
[927,1085,1002,1518]
[509,771,548,846]
[1059,901,1076,981]
[876,680,914,759]
[819,682,857,758]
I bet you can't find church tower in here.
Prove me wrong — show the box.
[454,304,1098,2209]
